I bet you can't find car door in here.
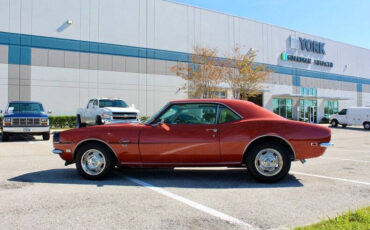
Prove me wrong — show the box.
[139,103,220,164]
[91,99,99,123]
[217,105,245,162]
[337,109,348,124]
[85,100,94,124]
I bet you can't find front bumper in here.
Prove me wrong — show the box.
[102,119,139,124]
[2,126,50,133]
[320,142,334,147]
[52,149,63,154]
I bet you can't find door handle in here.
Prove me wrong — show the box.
[206,129,218,133]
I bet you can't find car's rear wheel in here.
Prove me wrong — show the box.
[42,132,50,140]
[75,143,114,180]
[364,122,370,130]
[77,115,86,128]
[341,124,347,128]
[331,119,338,127]
[246,142,291,183]
[2,132,9,141]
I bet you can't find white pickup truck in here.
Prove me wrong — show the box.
[76,98,140,127]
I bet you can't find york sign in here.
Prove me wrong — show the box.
[299,38,326,55]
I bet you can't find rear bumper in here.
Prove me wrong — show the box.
[2,126,50,134]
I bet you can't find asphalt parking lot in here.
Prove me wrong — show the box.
[0,126,369,230]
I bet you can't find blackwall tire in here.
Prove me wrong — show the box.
[77,115,86,128]
[75,143,114,180]
[331,120,338,127]
[96,116,103,125]
[246,142,291,183]
[2,132,9,142]
[42,132,50,140]
[364,122,370,130]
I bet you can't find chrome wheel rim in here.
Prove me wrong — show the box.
[255,148,283,177]
[81,149,106,175]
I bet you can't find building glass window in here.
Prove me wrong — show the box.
[324,100,339,119]
[299,99,318,123]
[300,87,317,96]
[273,98,292,119]
[203,90,227,99]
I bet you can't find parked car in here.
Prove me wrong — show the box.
[330,107,370,130]
[1,101,50,141]
[53,99,332,182]
[76,98,139,127]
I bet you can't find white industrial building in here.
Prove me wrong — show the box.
[0,0,369,123]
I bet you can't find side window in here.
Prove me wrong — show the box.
[93,100,98,106]
[218,105,241,124]
[338,109,347,115]
[87,100,94,109]
[155,103,217,125]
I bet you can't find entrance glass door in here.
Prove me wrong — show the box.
[299,99,317,123]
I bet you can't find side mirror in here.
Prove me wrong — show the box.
[47,110,52,114]
[151,119,165,127]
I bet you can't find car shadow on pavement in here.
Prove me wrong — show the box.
[0,133,44,142]
[329,126,368,132]
[8,167,303,189]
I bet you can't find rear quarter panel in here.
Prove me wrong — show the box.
[220,119,331,162]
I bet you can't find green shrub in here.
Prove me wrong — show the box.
[140,116,150,122]
[319,117,330,124]
[49,116,76,129]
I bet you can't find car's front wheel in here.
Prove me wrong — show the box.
[2,132,9,141]
[42,132,50,140]
[96,116,103,125]
[246,142,291,183]
[75,143,114,180]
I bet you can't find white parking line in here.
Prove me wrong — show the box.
[329,149,369,153]
[320,157,370,163]
[291,171,370,186]
[125,176,256,229]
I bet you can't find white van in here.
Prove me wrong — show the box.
[330,107,370,130]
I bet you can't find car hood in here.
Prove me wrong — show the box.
[102,107,139,113]
[4,112,48,118]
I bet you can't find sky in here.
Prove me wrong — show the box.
[172,0,370,50]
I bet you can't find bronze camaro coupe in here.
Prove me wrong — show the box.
[52,99,332,182]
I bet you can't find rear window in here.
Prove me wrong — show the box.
[218,105,241,124]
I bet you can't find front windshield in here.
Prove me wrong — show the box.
[99,100,128,108]
[145,103,169,124]
[7,103,44,113]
